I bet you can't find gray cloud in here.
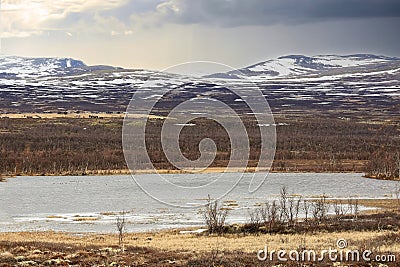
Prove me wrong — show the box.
[3,0,400,68]
[3,0,400,38]
[153,0,400,27]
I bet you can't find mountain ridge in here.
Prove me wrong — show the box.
[2,53,400,80]
[206,54,400,79]
[0,55,120,79]
[0,53,398,115]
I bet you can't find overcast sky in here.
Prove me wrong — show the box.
[1,0,400,70]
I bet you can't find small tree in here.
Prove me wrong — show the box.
[353,198,359,222]
[303,200,310,223]
[279,186,289,223]
[294,196,302,224]
[116,211,126,250]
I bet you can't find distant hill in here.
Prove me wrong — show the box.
[0,55,120,79]
[206,54,400,79]
[0,54,398,118]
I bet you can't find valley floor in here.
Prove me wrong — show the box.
[1,115,398,179]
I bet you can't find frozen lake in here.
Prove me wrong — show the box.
[0,173,397,233]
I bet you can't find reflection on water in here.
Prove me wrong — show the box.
[0,173,397,232]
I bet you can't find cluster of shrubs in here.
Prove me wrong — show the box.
[200,186,395,235]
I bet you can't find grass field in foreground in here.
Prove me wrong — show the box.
[0,230,399,266]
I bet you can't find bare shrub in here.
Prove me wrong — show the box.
[202,195,228,235]
[347,197,353,215]
[251,200,281,233]
[332,199,349,221]
[248,208,262,228]
[311,194,329,223]
[288,196,295,225]
[303,200,310,223]
[116,211,126,249]
[264,200,280,232]
[347,197,359,222]
[394,183,400,211]
[279,186,289,223]
[278,186,302,226]
[353,199,359,221]
[288,196,302,226]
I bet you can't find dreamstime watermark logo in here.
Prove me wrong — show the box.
[122,61,276,207]
[257,238,396,263]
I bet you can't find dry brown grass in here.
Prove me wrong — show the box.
[1,230,399,266]
[1,230,399,254]
[356,199,400,211]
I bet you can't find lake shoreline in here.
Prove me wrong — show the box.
[1,173,398,234]
[4,168,366,176]
[4,169,399,182]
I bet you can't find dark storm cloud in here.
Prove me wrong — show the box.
[155,0,400,26]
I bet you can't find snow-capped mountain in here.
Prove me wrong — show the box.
[0,55,119,79]
[208,54,400,79]
[0,54,398,118]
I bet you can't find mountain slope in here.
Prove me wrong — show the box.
[207,54,400,79]
[0,54,398,119]
[0,55,119,79]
